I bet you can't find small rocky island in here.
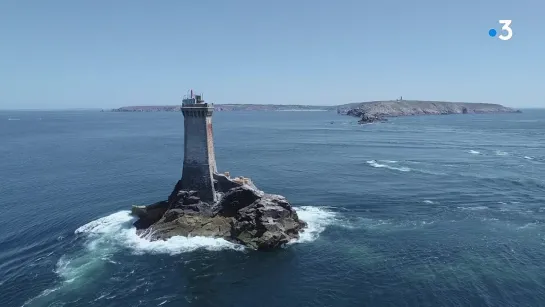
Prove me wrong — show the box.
[132,174,306,250]
[130,92,306,250]
[337,100,521,124]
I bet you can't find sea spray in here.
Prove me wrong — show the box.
[23,206,337,305]
[290,206,337,244]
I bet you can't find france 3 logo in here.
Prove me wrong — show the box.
[488,20,513,41]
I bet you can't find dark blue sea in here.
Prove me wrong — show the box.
[1,109,544,307]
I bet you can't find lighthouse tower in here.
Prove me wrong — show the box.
[180,90,217,202]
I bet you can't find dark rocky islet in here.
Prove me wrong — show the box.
[131,173,307,250]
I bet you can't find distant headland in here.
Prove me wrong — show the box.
[337,100,521,123]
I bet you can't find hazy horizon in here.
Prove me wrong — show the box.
[1,0,543,110]
[0,99,535,111]
[2,101,543,111]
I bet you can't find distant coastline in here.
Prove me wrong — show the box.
[110,104,335,112]
[109,100,521,122]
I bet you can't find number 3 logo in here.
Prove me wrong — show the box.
[498,20,513,41]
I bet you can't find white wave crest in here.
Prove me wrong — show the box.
[73,207,336,257]
[75,211,243,255]
[495,150,508,156]
[291,206,337,244]
[21,287,61,307]
[48,212,242,287]
[524,156,534,160]
[25,206,335,305]
[366,160,410,172]
[517,222,539,230]
[457,205,488,211]
[468,150,480,155]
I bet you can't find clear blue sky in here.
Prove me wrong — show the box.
[0,0,543,109]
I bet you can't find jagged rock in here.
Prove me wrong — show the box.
[141,213,232,240]
[167,180,184,204]
[231,194,306,249]
[131,174,307,250]
[213,173,242,192]
[132,201,169,229]
[358,113,388,124]
[213,172,260,192]
[170,189,198,207]
[185,196,201,205]
[216,186,262,217]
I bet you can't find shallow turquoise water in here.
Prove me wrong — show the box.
[1,110,544,306]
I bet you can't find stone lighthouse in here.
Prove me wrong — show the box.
[180,90,217,202]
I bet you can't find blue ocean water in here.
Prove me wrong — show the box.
[1,110,544,307]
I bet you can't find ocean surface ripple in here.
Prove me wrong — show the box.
[1,110,544,307]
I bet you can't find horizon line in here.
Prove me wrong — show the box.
[0,101,541,111]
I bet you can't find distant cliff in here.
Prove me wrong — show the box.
[111,104,335,112]
[337,100,520,123]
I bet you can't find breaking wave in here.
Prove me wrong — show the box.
[73,208,338,253]
[23,207,336,306]
[366,160,410,172]
[291,206,337,244]
[379,160,398,163]
[457,205,488,211]
[74,211,242,255]
[468,150,480,154]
